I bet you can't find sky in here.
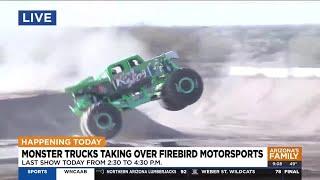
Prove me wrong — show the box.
[0,1,320,27]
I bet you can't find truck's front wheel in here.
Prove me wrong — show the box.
[161,68,203,110]
[80,102,122,139]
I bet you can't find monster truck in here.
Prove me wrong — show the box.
[65,51,203,138]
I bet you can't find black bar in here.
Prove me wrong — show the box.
[95,167,301,180]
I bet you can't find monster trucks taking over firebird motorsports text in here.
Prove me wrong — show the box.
[65,51,203,138]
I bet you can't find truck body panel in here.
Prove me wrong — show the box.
[65,51,181,117]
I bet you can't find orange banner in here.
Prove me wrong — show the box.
[18,136,106,147]
[268,147,302,161]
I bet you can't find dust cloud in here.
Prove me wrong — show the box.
[0,28,150,93]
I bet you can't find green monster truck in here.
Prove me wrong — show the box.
[65,51,203,138]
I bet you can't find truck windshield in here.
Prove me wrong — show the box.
[111,65,124,75]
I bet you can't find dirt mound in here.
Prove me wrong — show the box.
[0,93,185,140]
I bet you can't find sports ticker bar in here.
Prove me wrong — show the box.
[95,167,301,180]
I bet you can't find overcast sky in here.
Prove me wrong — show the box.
[1,1,320,27]
[111,1,320,26]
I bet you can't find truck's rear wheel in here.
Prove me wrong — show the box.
[81,102,122,139]
[161,68,203,110]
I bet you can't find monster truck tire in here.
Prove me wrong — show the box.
[81,102,122,139]
[160,97,187,111]
[161,68,203,109]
